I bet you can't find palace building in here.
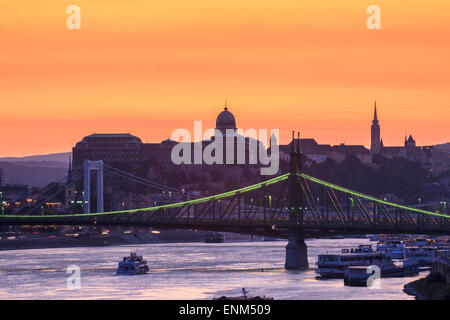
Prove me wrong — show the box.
[72,103,264,172]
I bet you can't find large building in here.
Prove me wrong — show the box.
[72,105,264,172]
[277,138,372,166]
[72,133,176,171]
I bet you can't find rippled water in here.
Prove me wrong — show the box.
[0,238,424,299]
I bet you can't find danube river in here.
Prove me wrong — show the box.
[0,238,424,299]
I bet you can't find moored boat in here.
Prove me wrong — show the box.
[404,246,438,267]
[344,261,420,286]
[376,240,405,259]
[205,232,226,243]
[316,245,392,278]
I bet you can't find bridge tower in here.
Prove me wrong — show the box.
[285,132,309,270]
[83,160,104,214]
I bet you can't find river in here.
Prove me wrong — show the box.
[0,238,424,299]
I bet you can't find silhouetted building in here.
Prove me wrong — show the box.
[73,133,143,170]
[277,139,371,165]
[368,102,444,166]
[72,104,265,177]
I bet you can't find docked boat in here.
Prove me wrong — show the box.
[316,245,392,278]
[404,246,438,267]
[344,260,420,286]
[376,240,405,259]
[263,236,279,241]
[214,288,273,300]
[413,238,436,247]
[205,232,226,243]
[116,252,149,275]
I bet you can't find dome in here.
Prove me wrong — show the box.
[216,107,236,131]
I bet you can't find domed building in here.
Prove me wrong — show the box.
[72,103,267,175]
[215,103,237,134]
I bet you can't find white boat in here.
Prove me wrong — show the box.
[116,252,149,275]
[316,245,392,278]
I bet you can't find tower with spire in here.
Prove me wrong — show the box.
[370,101,382,153]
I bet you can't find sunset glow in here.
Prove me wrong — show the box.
[1,0,449,156]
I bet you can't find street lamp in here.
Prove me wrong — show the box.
[440,201,447,214]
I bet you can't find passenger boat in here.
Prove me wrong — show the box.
[316,245,392,278]
[376,240,405,259]
[116,252,149,275]
[214,288,273,300]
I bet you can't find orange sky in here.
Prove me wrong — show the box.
[1,0,449,157]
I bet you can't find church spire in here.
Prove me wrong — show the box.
[370,101,381,153]
[373,101,378,123]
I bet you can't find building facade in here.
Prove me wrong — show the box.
[0,168,5,187]
[72,105,265,173]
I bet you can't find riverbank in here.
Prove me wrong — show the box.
[404,272,450,300]
[0,229,220,251]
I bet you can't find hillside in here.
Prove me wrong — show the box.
[0,161,68,187]
[0,152,71,163]
[434,143,450,154]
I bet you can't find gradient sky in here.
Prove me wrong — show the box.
[1,0,449,157]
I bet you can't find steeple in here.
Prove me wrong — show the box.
[373,101,378,124]
[370,101,381,153]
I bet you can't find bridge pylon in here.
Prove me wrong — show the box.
[83,160,104,214]
[285,132,309,270]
